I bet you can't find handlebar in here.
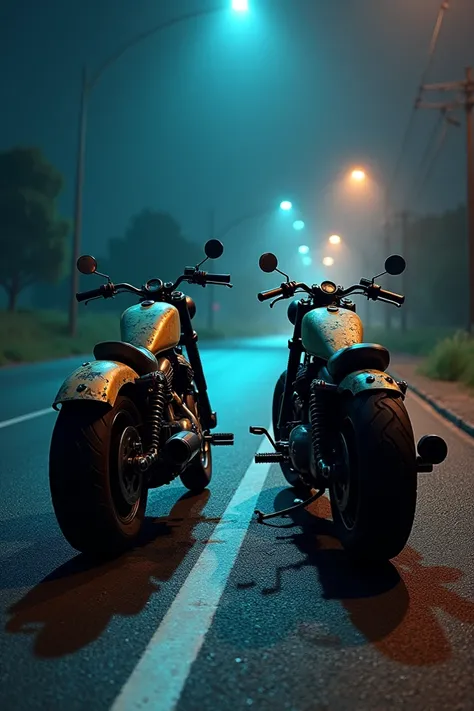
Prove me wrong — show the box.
[76,268,232,304]
[258,286,284,302]
[204,273,231,285]
[257,278,405,309]
[76,285,109,302]
[377,287,404,305]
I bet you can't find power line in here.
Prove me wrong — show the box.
[410,109,445,196]
[386,1,452,211]
[413,119,449,203]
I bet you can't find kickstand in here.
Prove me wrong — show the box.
[254,489,325,523]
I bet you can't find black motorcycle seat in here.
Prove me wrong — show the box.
[93,341,158,376]
[326,343,390,382]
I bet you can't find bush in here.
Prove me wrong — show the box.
[363,326,457,356]
[419,331,474,382]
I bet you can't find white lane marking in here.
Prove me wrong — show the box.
[111,427,274,711]
[0,408,55,430]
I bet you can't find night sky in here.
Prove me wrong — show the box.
[1,0,473,265]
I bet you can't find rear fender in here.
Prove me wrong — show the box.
[52,360,139,410]
[337,369,403,397]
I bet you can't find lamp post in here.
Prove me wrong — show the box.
[207,199,294,331]
[68,2,249,336]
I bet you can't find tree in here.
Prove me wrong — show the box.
[404,205,467,328]
[102,209,202,289]
[0,147,69,310]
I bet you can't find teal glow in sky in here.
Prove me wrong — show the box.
[293,220,305,231]
[298,245,310,254]
[280,201,292,211]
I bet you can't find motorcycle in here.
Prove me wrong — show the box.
[250,251,448,563]
[49,239,234,556]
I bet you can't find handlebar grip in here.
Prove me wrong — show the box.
[378,288,405,305]
[76,286,106,302]
[257,287,284,302]
[205,273,231,284]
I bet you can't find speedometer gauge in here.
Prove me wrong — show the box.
[321,280,337,294]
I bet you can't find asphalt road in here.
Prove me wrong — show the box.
[0,338,473,711]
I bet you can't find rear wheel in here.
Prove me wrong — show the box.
[330,391,417,563]
[273,367,306,488]
[49,395,148,557]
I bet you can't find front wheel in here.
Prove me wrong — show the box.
[49,395,148,557]
[330,391,417,563]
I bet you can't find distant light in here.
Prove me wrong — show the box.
[323,256,334,267]
[293,220,305,231]
[351,169,366,182]
[298,245,310,255]
[280,200,292,211]
[329,234,341,245]
[231,0,248,11]
[302,256,312,267]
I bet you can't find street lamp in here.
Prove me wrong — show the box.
[329,234,341,245]
[323,256,334,267]
[68,2,249,336]
[350,169,366,182]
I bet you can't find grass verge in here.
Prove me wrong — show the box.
[0,310,224,367]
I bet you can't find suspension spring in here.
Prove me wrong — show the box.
[135,372,169,472]
[309,380,329,476]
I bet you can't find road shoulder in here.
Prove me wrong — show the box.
[391,356,474,438]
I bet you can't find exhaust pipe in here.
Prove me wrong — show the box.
[163,431,201,469]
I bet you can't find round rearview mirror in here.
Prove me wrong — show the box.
[259,252,278,273]
[204,239,224,260]
[77,255,98,275]
[385,254,406,276]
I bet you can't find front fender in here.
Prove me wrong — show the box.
[337,369,403,397]
[52,360,139,410]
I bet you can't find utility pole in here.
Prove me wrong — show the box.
[207,208,216,333]
[417,66,474,332]
[400,210,409,333]
[384,218,392,330]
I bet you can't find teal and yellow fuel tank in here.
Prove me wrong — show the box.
[120,301,181,354]
[301,306,363,360]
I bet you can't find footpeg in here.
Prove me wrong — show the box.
[255,452,284,463]
[206,432,234,446]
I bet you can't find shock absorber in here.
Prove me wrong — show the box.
[309,379,330,478]
[135,372,169,472]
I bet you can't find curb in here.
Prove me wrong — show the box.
[391,370,474,439]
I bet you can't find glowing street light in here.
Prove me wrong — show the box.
[231,0,249,10]
[323,256,334,267]
[293,220,305,231]
[280,200,293,211]
[329,234,341,245]
[298,245,310,254]
[351,169,366,182]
